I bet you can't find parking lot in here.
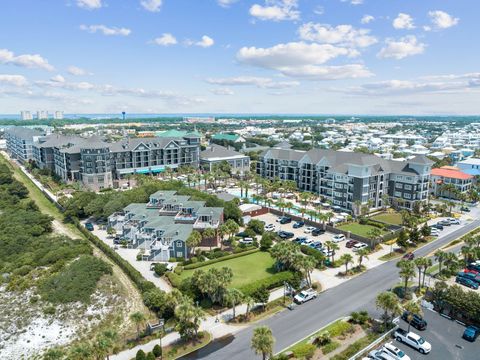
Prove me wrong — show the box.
[392,310,478,360]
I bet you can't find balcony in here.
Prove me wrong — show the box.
[194,219,220,229]
[174,212,198,223]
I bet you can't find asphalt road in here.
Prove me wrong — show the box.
[183,218,480,360]
[394,310,478,360]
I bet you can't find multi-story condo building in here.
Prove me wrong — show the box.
[53,111,64,120]
[108,190,223,261]
[200,144,250,175]
[430,166,473,200]
[36,110,49,120]
[257,148,432,213]
[20,111,33,121]
[5,129,201,191]
[5,127,44,163]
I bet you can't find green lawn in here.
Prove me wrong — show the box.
[337,223,387,238]
[371,212,403,225]
[179,252,276,288]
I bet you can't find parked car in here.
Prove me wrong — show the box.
[382,342,411,360]
[278,216,292,224]
[293,221,305,228]
[464,268,479,275]
[352,242,369,252]
[402,252,415,261]
[467,263,480,272]
[368,350,398,360]
[278,231,294,240]
[461,206,471,212]
[430,224,444,230]
[113,237,121,244]
[438,220,451,226]
[332,234,346,243]
[463,325,480,342]
[265,224,276,232]
[236,231,250,238]
[447,217,460,225]
[346,240,359,248]
[456,276,479,289]
[293,288,317,304]
[429,229,439,237]
[457,271,479,282]
[310,241,322,249]
[294,236,308,244]
[239,238,254,245]
[394,329,432,354]
[312,228,326,236]
[304,226,316,234]
[150,263,174,271]
[85,222,94,231]
[322,248,334,257]
[401,311,427,330]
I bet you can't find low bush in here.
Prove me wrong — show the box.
[322,341,340,355]
[291,343,316,359]
[239,271,294,296]
[182,249,259,270]
[165,272,182,288]
[152,345,162,358]
[136,350,146,360]
[153,263,168,277]
[300,246,326,268]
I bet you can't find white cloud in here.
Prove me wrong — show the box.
[314,6,324,15]
[186,35,214,48]
[377,36,425,60]
[0,48,54,71]
[67,65,91,76]
[80,24,131,36]
[249,0,300,22]
[341,0,363,5]
[35,75,95,91]
[393,13,415,29]
[236,42,371,80]
[153,33,177,46]
[298,23,377,48]
[210,87,235,95]
[76,0,102,10]
[428,10,459,30]
[140,0,162,12]
[361,15,374,24]
[217,0,238,7]
[206,76,299,89]
[0,74,28,87]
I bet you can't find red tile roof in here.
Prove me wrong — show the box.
[431,167,473,180]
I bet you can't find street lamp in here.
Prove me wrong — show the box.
[158,318,164,359]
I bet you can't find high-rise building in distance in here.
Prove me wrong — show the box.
[36,110,49,120]
[54,111,64,120]
[20,111,33,121]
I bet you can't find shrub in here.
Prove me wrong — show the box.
[165,272,182,288]
[260,232,276,251]
[153,263,168,277]
[350,311,370,325]
[136,350,146,360]
[146,352,155,360]
[239,271,295,296]
[182,249,259,270]
[247,219,265,235]
[322,341,340,355]
[292,343,316,359]
[152,345,162,358]
[300,245,326,268]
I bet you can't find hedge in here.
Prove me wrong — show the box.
[166,271,182,288]
[182,248,260,270]
[74,219,156,293]
[239,271,294,296]
[300,245,326,267]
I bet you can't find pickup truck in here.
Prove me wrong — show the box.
[293,288,317,304]
[394,329,431,354]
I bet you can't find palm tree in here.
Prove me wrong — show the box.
[461,245,474,265]
[186,230,202,257]
[251,326,275,360]
[403,301,423,332]
[414,257,427,290]
[294,255,316,287]
[245,296,255,320]
[376,291,400,329]
[398,260,416,298]
[356,248,369,268]
[130,312,146,340]
[224,288,244,320]
[325,241,339,265]
[421,258,432,288]
[367,227,383,249]
[435,249,446,274]
[353,200,362,218]
[299,192,311,219]
[318,212,329,230]
[443,252,459,274]
[340,253,353,274]
[239,180,246,198]
[284,201,294,215]
[202,227,216,251]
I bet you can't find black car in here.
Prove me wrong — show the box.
[278,231,294,239]
[235,231,250,238]
[113,237,121,244]
[401,311,427,330]
[293,221,305,228]
[430,224,444,230]
[278,216,292,224]
[461,206,471,212]
[312,228,326,236]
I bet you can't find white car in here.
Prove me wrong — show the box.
[394,329,431,354]
[382,342,411,360]
[368,350,398,360]
[352,242,369,252]
[430,229,439,236]
[447,217,460,225]
[265,224,276,232]
[332,234,346,243]
[322,248,334,257]
[304,226,316,234]
[293,288,317,304]
[302,238,314,245]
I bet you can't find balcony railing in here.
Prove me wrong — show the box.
[194,220,220,229]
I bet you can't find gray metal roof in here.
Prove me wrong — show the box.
[200,144,246,160]
[6,126,44,139]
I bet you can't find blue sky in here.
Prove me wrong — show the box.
[0,0,477,115]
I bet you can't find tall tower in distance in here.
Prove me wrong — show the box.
[122,111,126,121]
[54,111,64,120]
[36,110,49,120]
[20,111,33,120]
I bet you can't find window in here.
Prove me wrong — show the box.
[394,191,401,197]
[404,184,412,190]
[395,183,403,189]
[404,193,411,199]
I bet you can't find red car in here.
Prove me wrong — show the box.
[346,240,358,248]
[403,252,415,260]
[464,268,479,275]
